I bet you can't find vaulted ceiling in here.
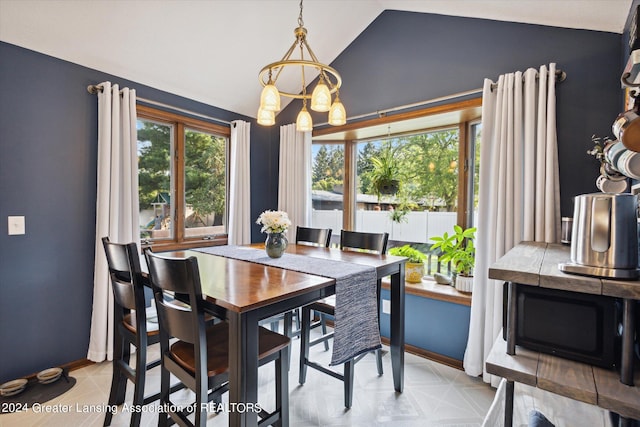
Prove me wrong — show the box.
[0,0,633,118]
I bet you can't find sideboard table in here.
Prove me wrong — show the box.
[485,242,640,426]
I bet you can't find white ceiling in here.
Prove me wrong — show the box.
[0,0,633,119]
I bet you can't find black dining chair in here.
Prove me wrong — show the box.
[298,230,389,408]
[145,250,291,427]
[264,226,333,339]
[101,237,163,427]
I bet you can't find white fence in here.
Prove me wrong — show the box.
[311,210,457,244]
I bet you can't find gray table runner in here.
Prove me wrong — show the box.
[192,245,381,366]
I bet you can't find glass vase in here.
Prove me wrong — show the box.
[265,232,288,258]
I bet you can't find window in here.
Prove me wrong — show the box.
[310,98,481,266]
[137,105,230,249]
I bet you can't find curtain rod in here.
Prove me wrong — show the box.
[87,84,231,126]
[490,69,566,91]
[315,87,484,127]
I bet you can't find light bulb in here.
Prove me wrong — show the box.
[257,107,275,126]
[328,96,346,126]
[296,105,313,132]
[311,80,331,112]
[260,83,281,112]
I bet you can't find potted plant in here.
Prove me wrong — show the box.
[370,148,401,199]
[389,244,426,283]
[430,225,477,292]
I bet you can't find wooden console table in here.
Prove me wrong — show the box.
[486,242,640,426]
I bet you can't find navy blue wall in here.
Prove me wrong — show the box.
[0,41,276,382]
[279,11,623,217]
[0,8,630,382]
[380,290,470,361]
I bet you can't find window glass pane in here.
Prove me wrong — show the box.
[470,122,482,227]
[137,119,174,241]
[184,128,227,238]
[311,143,344,241]
[355,130,460,274]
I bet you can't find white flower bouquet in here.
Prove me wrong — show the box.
[256,210,291,234]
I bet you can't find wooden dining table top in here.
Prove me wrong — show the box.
[164,244,406,314]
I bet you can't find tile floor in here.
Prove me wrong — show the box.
[0,335,496,427]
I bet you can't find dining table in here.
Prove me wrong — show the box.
[163,243,406,427]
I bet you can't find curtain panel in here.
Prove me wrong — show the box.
[87,82,140,362]
[228,120,251,245]
[278,123,312,236]
[464,64,561,385]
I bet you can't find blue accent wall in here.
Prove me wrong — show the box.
[0,41,276,382]
[278,10,624,217]
[380,289,470,361]
[0,6,632,382]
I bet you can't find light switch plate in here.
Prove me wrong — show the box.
[8,216,25,235]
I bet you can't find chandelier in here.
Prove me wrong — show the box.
[257,0,346,131]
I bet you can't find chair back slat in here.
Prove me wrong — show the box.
[145,251,205,345]
[102,237,145,312]
[296,226,332,248]
[339,230,389,254]
[156,298,200,344]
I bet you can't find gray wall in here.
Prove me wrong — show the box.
[0,7,630,382]
[279,11,624,217]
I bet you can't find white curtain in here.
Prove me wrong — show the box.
[464,64,561,384]
[278,123,312,236]
[87,82,139,362]
[228,120,251,245]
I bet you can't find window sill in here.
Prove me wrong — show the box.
[142,235,228,253]
[381,277,471,306]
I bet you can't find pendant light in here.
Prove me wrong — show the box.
[258,0,346,131]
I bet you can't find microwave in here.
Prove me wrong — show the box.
[502,283,621,368]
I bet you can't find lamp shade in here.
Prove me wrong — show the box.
[296,106,313,132]
[257,107,275,126]
[328,97,346,126]
[260,83,281,112]
[311,80,331,112]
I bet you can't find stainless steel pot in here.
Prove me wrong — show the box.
[613,97,640,152]
[559,193,639,279]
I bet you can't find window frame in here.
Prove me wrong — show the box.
[137,104,230,251]
[311,97,481,232]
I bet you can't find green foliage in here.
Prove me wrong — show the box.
[389,244,427,263]
[430,225,477,276]
[311,129,463,213]
[137,121,226,225]
[312,145,344,190]
[370,146,401,200]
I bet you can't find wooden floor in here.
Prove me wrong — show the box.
[0,331,496,426]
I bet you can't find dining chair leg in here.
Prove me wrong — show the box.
[319,313,329,351]
[343,360,355,409]
[158,364,170,427]
[299,306,311,385]
[276,347,290,427]
[294,308,301,333]
[130,346,147,427]
[104,331,128,426]
[376,349,383,376]
[284,311,294,366]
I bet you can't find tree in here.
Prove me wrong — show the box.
[402,130,459,210]
[138,121,171,209]
[312,145,344,190]
[184,130,226,226]
[357,142,380,194]
[137,121,226,227]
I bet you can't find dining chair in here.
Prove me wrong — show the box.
[145,250,291,427]
[264,226,333,339]
[101,237,163,427]
[298,230,389,408]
